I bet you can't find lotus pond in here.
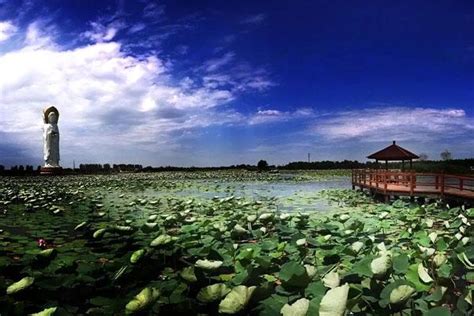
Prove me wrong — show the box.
[0,170,472,315]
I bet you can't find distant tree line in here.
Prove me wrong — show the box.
[0,158,472,176]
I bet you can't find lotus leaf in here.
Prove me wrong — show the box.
[197,283,230,303]
[319,283,349,316]
[280,298,309,316]
[195,259,223,270]
[7,276,35,294]
[125,287,160,314]
[218,285,256,314]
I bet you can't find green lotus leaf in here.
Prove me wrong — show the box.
[247,215,257,223]
[7,276,35,294]
[323,271,340,289]
[319,283,349,316]
[125,287,160,314]
[259,213,274,223]
[280,298,309,316]
[296,238,306,246]
[38,248,56,258]
[304,264,316,279]
[93,228,107,239]
[339,214,350,221]
[351,241,364,254]
[232,224,249,237]
[30,307,57,316]
[279,261,310,288]
[74,221,87,230]
[150,234,175,247]
[180,266,197,283]
[197,283,230,303]
[148,214,158,221]
[389,284,415,304]
[218,285,256,314]
[130,249,145,264]
[418,263,433,283]
[370,254,391,277]
[393,254,409,274]
[195,259,223,270]
[433,253,447,267]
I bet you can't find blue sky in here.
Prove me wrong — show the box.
[0,0,473,167]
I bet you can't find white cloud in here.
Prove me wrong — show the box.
[240,14,266,25]
[313,107,474,142]
[204,52,235,72]
[249,108,315,125]
[0,22,255,165]
[82,21,121,42]
[0,20,17,42]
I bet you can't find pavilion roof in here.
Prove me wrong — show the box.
[367,141,419,161]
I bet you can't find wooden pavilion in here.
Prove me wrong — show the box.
[367,141,419,170]
[352,141,474,202]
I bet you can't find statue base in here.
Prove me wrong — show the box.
[40,166,63,176]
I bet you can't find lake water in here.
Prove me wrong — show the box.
[151,176,352,212]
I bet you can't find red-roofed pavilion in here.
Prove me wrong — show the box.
[367,141,419,170]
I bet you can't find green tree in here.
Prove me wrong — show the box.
[257,160,269,171]
[440,150,452,161]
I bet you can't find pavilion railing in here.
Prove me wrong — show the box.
[351,169,474,197]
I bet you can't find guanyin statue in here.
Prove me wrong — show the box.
[42,106,61,169]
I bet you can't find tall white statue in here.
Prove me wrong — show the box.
[43,106,61,168]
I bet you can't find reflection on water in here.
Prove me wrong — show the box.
[142,177,351,212]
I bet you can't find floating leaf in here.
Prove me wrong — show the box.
[433,253,447,267]
[180,266,197,283]
[130,249,145,264]
[323,271,340,289]
[371,254,391,277]
[125,287,160,314]
[418,263,433,283]
[319,283,349,316]
[74,221,87,230]
[279,261,309,288]
[197,283,230,303]
[30,307,57,316]
[351,241,364,254]
[281,298,309,316]
[93,228,107,239]
[150,234,174,247]
[218,285,256,314]
[393,254,409,274]
[7,276,35,294]
[389,284,415,304]
[195,259,223,270]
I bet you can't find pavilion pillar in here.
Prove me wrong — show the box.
[402,160,405,171]
[385,160,388,170]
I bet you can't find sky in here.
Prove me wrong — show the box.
[0,0,473,167]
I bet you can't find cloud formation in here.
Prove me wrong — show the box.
[0,20,16,41]
[0,19,271,165]
[313,107,474,142]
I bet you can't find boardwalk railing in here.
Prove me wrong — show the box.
[352,169,474,199]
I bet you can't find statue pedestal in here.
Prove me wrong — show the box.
[40,166,63,176]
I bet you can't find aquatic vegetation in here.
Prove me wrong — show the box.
[0,172,472,315]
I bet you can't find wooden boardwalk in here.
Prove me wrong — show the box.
[352,169,474,201]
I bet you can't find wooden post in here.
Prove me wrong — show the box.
[440,173,445,196]
[435,175,439,190]
[460,178,464,191]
